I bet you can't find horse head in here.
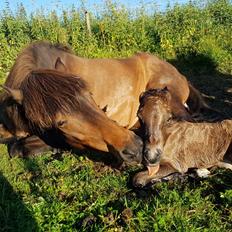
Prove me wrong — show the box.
[137,87,172,166]
[3,70,143,164]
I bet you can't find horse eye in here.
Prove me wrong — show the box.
[57,120,67,127]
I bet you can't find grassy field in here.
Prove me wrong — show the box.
[0,0,232,231]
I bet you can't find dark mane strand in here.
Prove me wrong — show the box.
[139,88,170,107]
[21,69,88,129]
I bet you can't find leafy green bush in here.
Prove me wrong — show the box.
[0,0,231,81]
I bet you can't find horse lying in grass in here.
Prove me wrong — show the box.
[2,69,143,165]
[0,41,211,157]
[133,88,232,187]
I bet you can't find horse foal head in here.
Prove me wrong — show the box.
[137,87,172,166]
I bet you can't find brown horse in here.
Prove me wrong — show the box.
[0,41,209,156]
[2,70,143,164]
[133,88,232,187]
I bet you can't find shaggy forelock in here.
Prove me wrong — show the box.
[139,88,171,109]
[21,69,88,129]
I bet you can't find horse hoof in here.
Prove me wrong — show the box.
[132,178,147,188]
[132,173,149,188]
[134,183,146,188]
[7,144,24,158]
[196,168,211,178]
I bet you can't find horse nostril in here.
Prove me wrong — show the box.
[143,148,162,165]
[155,149,162,160]
[143,148,150,157]
[122,150,133,157]
[121,148,142,164]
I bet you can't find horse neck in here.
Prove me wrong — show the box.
[63,54,87,74]
[87,106,133,150]
[5,53,35,88]
[6,45,71,88]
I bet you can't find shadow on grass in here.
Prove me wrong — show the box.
[72,148,124,169]
[169,53,232,118]
[0,171,38,232]
[128,168,232,202]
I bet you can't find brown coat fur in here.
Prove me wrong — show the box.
[0,41,208,157]
[133,88,232,187]
[4,70,143,163]
[4,41,204,128]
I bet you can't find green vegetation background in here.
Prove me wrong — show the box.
[0,0,231,231]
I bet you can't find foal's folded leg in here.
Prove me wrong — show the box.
[196,168,211,178]
[195,163,232,178]
[133,164,178,188]
[8,135,56,157]
[217,161,232,170]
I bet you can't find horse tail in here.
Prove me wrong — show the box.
[187,82,226,121]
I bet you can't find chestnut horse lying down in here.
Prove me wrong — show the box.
[0,41,210,157]
[2,69,143,164]
[133,88,232,187]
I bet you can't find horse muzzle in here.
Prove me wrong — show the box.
[119,134,143,164]
[143,146,162,166]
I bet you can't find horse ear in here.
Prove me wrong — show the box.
[55,57,67,72]
[163,86,169,92]
[1,85,23,104]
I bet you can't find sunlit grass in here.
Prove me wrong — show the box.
[0,144,231,231]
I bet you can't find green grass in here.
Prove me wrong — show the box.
[0,145,231,231]
[0,0,232,231]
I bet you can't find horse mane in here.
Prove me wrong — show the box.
[139,88,170,108]
[5,41,74,88]
[21,69,89,129]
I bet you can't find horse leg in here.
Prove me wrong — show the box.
[8,135,56,157]
[170,94,193,122]
[196,168,211,178]
[133,164,179,188]
[217,161,232,170]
